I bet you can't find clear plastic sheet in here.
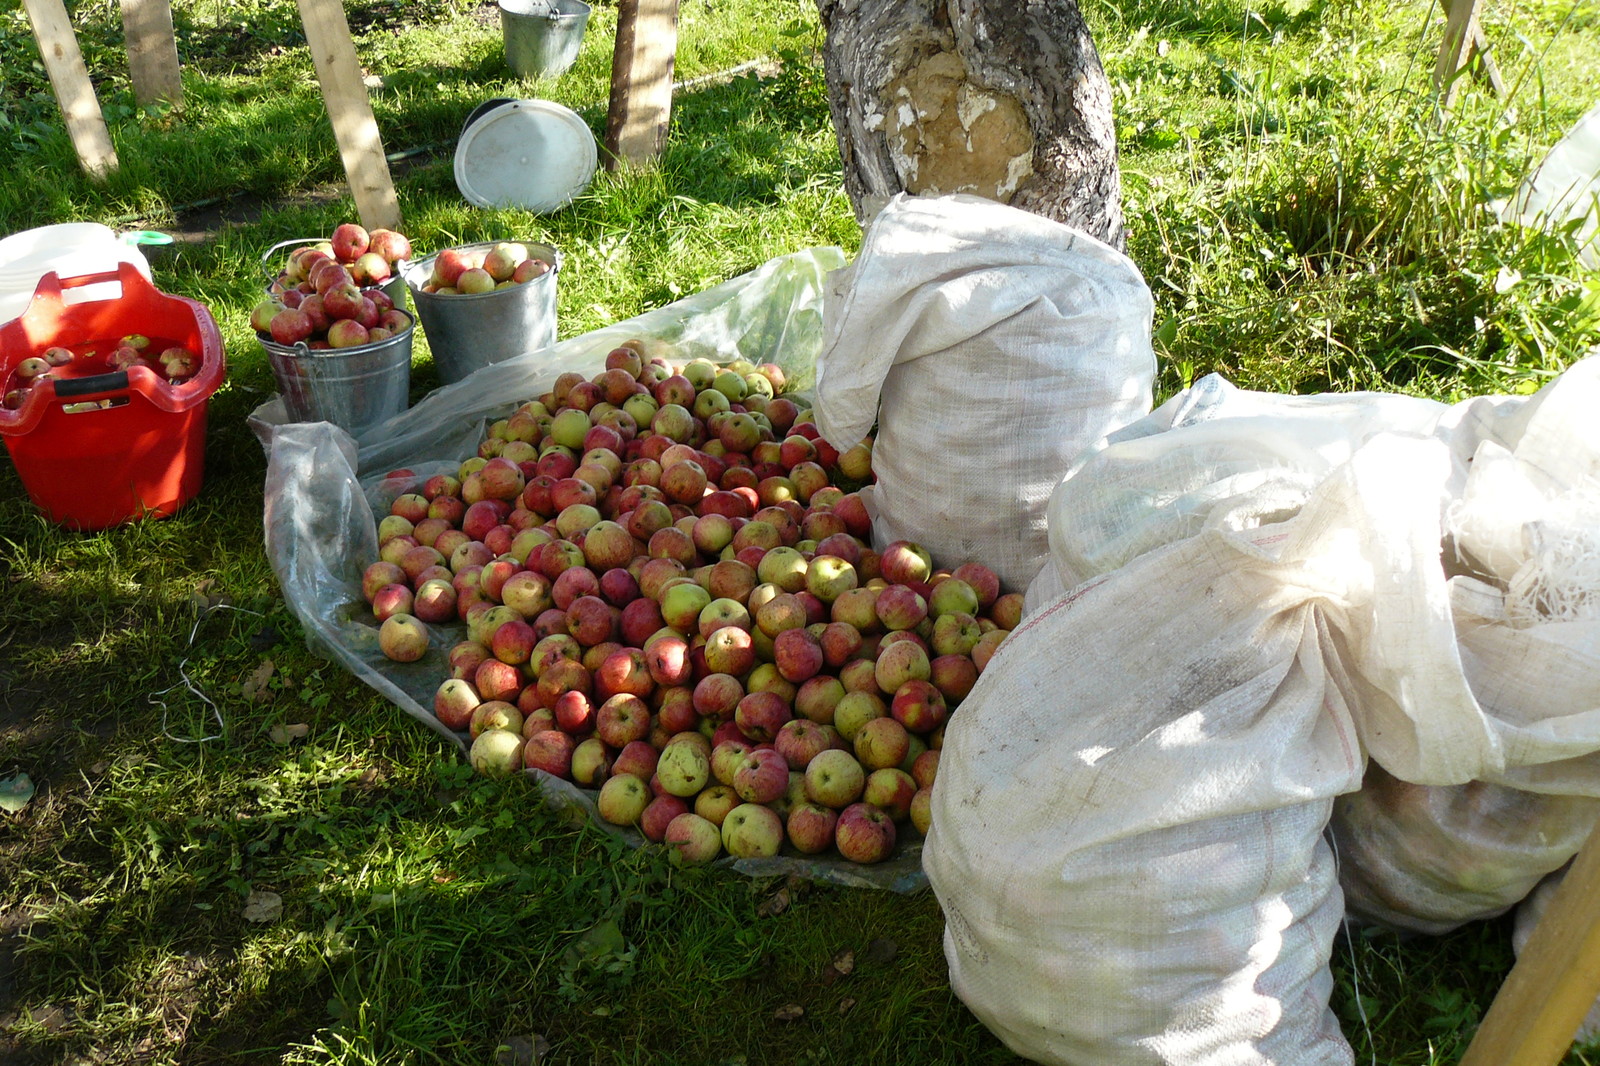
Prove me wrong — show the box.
[252,246,926,891]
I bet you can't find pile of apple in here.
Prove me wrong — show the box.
[3,334,201,410]
[253,223,414,350]
[418,242,552,296]
[361,344,1019,869]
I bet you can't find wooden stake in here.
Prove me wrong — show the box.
[1458,823,1600,1066]
[295,0,402,232]
[120,0,183,107]
[21,0,119,180]
[1435,0,1501,106]
[604,0,680,169]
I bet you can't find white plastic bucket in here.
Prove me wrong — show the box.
[0,223,152,326]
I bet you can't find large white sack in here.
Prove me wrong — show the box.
[812,192,1155,593]
[923,362,1600,1064]
[1330,768,1600,935]
[924,478,1386,1064]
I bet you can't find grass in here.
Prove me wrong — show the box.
[1,0,1598,1062]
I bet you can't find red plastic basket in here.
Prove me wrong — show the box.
[0,263,225,530]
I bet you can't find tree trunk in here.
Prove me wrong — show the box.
[813,0,1124,249]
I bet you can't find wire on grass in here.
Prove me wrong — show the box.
[149,603,264,745]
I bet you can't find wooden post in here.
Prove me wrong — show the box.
[120,0,183,107]
[604,0,680,169]
[1458,824,1600,1066]
[1435,0,1504,106]
[21,0,119,180]
[295,0,402,232]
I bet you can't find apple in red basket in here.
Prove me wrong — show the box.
[664,812,722,865]
[721,802,783,859]
[331,222,369,261]
[834,802,896,864]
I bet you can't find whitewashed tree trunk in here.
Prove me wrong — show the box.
[813,0,1124,249]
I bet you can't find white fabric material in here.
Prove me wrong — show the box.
[813,192,1155,592]
[926,357,1600,1065]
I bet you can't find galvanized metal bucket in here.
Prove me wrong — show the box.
[401,240,560,385]
[259,312,415,433]
[500,0,591,79]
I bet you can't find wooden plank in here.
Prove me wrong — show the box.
[120,0,183,107]
[603,0,680,169]
[1434,0,1482,106]
[21,0,119,179]
[1458,823,1600,1066]
[295,0,402,232]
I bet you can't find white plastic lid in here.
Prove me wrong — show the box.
[453,99,598,213]
[0,223,151,326]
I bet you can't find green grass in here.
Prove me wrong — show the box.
[2,0,1599,1062]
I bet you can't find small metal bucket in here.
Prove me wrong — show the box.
[500,0,591,79]
[402,240,560,385]
[259,312,415,433]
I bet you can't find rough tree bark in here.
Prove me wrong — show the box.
[813,0,1124,249]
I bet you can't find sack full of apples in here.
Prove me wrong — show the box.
[358,341,1022,872]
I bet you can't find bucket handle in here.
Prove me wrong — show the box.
[26,262,156,310]
[54,371,129,398]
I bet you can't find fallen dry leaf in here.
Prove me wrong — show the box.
[838,997,856,1016]
[268,723,309,745]
[242,890,283,923]
[832,949,856,975]
[241,659,276,703]
[758,886,790,918]
[864,938,898,966]
[773,1003,804,1022]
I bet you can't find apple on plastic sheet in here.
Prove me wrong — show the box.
[732,747,790,805]
[433,677,481,732]
[804,748,866,809]
[656,741,712,797]
[470,729,526,778]
[379,613,429,662]
[523,729,577,778]
[664,812,723,865]
[834,802,897,864]
[786,801,839,855]
[721,802,784,859]
[597,773,652,827]
[640,794,691,842]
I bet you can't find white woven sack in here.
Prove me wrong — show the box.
[1330,769,1600,936]
[923,416,1560,1064]
[813,192,1154,593]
